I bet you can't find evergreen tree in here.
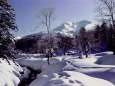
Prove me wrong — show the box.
[94,23,107,52]
[107,24,114,51]
[79,27,88,57]
[86,30,95,54]
[96,0,115,54]
[94,25,100,46]
[74,33,80,48]
[59,36,73,55]
[0,0,17,64]
[112,27,115,55]
[99,22,108,51]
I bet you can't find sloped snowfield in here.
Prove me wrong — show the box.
[16,51,115,86]
[0,59,23,86]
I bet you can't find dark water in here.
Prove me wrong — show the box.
[18,67,41,86]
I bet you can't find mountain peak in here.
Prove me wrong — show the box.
[21,20,95,39]
[54,20,93,37]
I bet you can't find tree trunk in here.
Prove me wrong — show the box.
[113,51,115,55]
[64,49,66,56]
[64,52,65,56]
[86,53,88,58]
[47,55,50,65]
[85,49,88,58]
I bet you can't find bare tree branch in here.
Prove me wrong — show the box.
[36,7,56,64]
[96,0,115,28]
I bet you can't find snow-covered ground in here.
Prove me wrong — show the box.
[15,51,115,86]
[0,59,23,86]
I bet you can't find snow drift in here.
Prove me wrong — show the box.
[0,59,22,86]
[16,52,115,86]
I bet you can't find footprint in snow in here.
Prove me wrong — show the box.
[75,80,84,86]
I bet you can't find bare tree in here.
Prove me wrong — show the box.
[96,0,115,54]
[96,0,115,27]
[37,7,55,64]
[37,33,59,56]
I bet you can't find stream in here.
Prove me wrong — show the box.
[18,67,41,86]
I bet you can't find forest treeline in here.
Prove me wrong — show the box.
[16,21,115,57]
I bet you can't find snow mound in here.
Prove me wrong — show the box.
[0,59,22,86]
[16,52,115,86]
[96,54,115,65]
[30,60,114,86]
[16,57,46,71]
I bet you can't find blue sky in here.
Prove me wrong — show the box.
[8,0,97,36]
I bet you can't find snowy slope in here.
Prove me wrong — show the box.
[16,51,115,86]
[18,20,95,39]
[15,36,22,40]
[54,20,95,36]
[85,22,95,31]
[54,21,77,36]
[0,59,23,86]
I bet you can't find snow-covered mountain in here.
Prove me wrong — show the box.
[20,20,95,39]
[54,20,95,36]
[15,36,22,40]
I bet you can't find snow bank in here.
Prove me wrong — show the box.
[0,59,23,86]
[30,60,114,86]
[16,55,60,71]
[16,52,115,86]
[21,67,31,79]
[16,57,46,71]
[96,54,115,65]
